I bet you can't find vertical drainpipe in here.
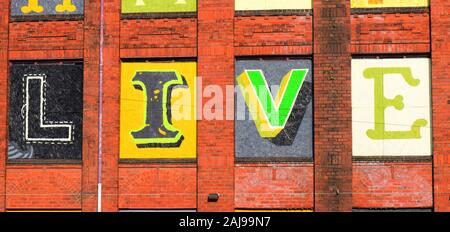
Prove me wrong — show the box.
[97,0,105,212]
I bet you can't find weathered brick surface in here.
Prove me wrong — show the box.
[235,163,313,209]
[8,21,83,60]
[0,0,447,212]
[0,0,9,212]
[6,165,81,209]
[234,16,312,55]
[9,50,83,60]
[8,21,84,60]
[119,164,196,209]
[351,13,430,54]
[100,0,121,212]
[120,18,197,58]
[431,0,450,212]
[353,162,433,208]
[197,0,235,212]
[81,0,100,212]
[9,21,84,52]
[120,47,197,59]
[313,0,353,212]
[120,19,197,49]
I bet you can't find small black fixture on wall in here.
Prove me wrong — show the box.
[208,193,220,202]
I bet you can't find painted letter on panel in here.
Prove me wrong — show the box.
[235,59,313,158]
[8,62,84,159]
[121,0,197,14]
[120,62,197,159]
[352,58,431,156]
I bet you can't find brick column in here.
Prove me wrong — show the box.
[313,0,353,211]
[82,0,120,212]
[0,0,9,212]
[430,0,450,212]
[100,0,121,212]
[197,0,235,211]
[82,0,101,211]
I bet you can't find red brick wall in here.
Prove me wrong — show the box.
[120,18,197,58]
[430,0,450,212]
[119,164,196,209]
[81,0,101,212]
[234,15,313,55]
[235,163,313,209]
[353,162,433,208]
[197,0,235,212]
[8,21,84,60]
[351,13,430,54]
[313,0,353,212]
[6,165,81,209]
[100,0,121,212]
[350,9,435,211]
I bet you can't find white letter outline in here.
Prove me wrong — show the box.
[24,74,74,143]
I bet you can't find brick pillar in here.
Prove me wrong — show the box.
[313,0,353,211]
[100,0,121,212]
[82,0,120,212]
[0,0,9,212]
[197,0,235,211]
[430,0,450,212]
[82,0,101,211]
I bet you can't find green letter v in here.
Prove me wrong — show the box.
[236,69,308,138]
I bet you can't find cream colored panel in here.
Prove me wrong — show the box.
[352,58,431,156]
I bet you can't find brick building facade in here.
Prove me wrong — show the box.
[0,0,448,212]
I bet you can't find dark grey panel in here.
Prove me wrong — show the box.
[235,59,313,158]
[11,0,84,17]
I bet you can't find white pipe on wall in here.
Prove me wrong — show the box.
[97,0,105,212]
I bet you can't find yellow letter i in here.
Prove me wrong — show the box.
[56,0,77,12]
[21,0,44,14]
